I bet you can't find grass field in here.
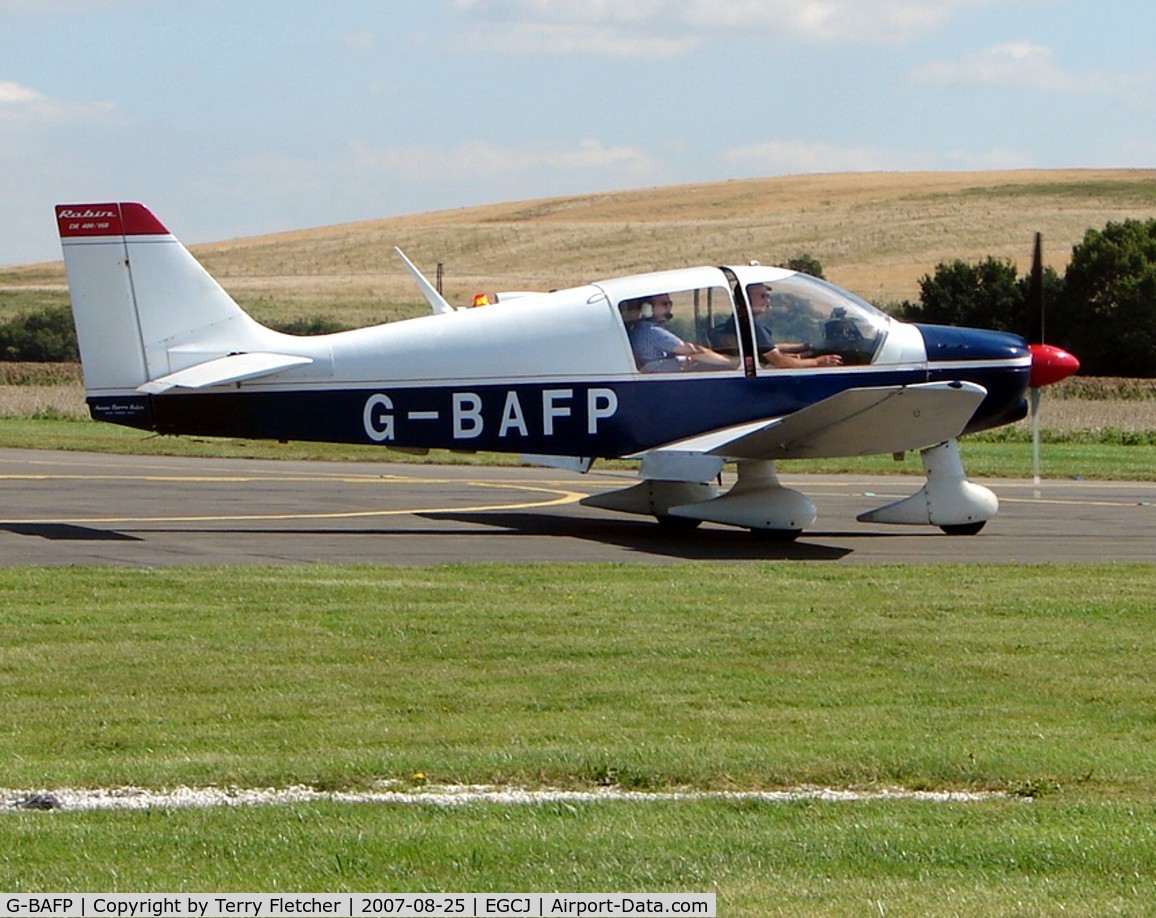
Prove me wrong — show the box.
[1,433,1154,912]
[5,564,1154,792]
[5,799,1156,912]
[2,564,1155,912]
[1,413,1155,482]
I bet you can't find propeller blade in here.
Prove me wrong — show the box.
[1030,386,1042,490]
[1027,231,1045,345]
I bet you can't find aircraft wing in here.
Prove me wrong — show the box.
[137,352,313,394]
[651,381,988,462]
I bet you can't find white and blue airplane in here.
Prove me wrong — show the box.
[56,202,1078,539]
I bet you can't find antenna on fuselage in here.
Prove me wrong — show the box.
[395,247,453,316]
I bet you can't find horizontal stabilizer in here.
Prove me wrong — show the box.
[652,381,988,462]
[138,352,313,394]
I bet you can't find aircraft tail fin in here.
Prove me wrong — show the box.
[56,203,276,391]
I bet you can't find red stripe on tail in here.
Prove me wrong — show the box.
[56,203,169,238]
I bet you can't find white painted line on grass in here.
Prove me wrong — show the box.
[2,783,1012,812]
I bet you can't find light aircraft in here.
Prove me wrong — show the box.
[55,202,1079,539]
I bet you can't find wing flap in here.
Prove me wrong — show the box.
[649,381,988,462]
[138,352,313,394]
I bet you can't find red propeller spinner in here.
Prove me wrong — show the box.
[1028,343,1080,389]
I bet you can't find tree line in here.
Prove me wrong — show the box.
[0,310,347,364]
[795,218,1154,377]
[893,218,1156,377]
[3,219,1154,376]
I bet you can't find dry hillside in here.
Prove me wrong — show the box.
[5,169,1155,328]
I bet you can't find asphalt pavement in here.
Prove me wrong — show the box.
[1,448,1152,566]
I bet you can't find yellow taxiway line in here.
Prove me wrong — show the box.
[0,472,589,526]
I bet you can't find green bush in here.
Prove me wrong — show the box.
[0,306,353,362]
[783,253,825,279]
[1054,218,1156,378]
[0,306,79,362]
[269,315,352,336]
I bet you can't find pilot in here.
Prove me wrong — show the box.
[627,294,738,372]
[714,284,842,369]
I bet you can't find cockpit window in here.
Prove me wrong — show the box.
[617,285,739,373]
[743,274,888,366]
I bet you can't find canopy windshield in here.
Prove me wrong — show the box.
[734,273,890,366]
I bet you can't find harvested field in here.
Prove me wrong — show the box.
[0,362,81,385]
[3,170,1153,432]
[3,169,1154,328]
[0,384,86,419]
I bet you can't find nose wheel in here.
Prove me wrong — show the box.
[859,439,998,533]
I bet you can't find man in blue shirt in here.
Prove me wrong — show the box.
[627,294,737,372]
[713,283,842,369]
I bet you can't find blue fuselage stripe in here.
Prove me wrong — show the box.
[89,361,1030,457]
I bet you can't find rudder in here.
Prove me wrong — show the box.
[56,202,272,392]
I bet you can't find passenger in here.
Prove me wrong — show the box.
[627,294,738,372]
[714,284,842,368]
[619,298,643,329]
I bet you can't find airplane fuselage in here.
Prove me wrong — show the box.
[59,202,1074,536]
[78,258,1031,459]
[92,341,1030,459]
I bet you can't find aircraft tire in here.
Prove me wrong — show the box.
[656,515,702,531]
[939,521,986,536]
[750,528,802,543]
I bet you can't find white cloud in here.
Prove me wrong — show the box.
[938,146,1036,170]
[465,21,696,57]
[367,81,403,97]
[352,138,661,183]
[0,81,45,105]
[341,30,376,52]
[916,42,1088,92]
[0,79,118,125]
[453,0,669,23]
[720,138,916,174]
[0,0,73,10]
[719,137,1037,174]
[683,0,997,44]
[452,2,694,57]
[453,0,1003,54]
[0,0,125,12]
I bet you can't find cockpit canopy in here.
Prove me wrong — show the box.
[602,265,890,372]
[738,272,889,366]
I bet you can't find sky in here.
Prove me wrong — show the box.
[2,0,1154,266]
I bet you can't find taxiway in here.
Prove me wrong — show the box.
[1,448,1152,566]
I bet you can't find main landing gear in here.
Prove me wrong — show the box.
[582,437,997,539]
